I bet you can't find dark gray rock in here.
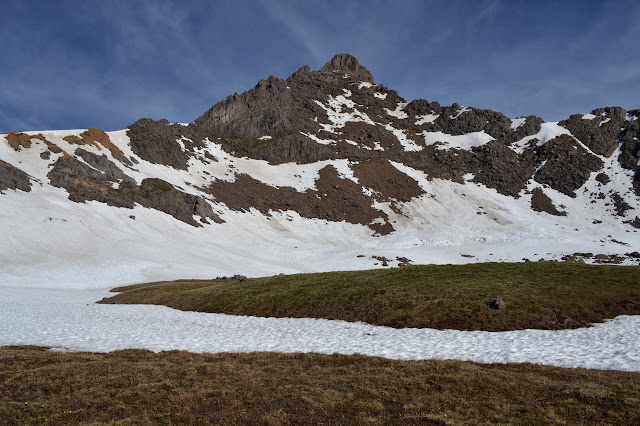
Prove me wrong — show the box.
[320,54,374,83]
[0,160,32,193]
[533,135,603,197]
[595,172,611,185]
[127,119,207,170]
[560,107,626,157]
[470,141,536,197]
[488,297,506,310]
[611,193,631,216]
[134,178,222,226]
[46,155,221,226]
[75,148,129,182]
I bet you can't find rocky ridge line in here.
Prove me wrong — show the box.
[1,54,639,232]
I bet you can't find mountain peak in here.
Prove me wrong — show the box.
[320,54,374,84]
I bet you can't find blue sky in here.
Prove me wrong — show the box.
[1,0,639,133]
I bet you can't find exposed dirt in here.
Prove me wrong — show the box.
[4,132,48,151]
[530,187,566,216]
[351,159,424,203]
[63,128,124,155]
[205,165,397,234]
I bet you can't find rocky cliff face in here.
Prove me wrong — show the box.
[1,54,639,240]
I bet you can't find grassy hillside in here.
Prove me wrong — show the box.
[2,346,639,425]
[100,262,640,331]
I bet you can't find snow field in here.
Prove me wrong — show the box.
[1,179,639,371]
[1,285,638,371]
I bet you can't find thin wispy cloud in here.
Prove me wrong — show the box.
[259,0,328,64]
[1,0,638,132]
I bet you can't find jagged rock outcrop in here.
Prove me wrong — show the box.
[560,107,626,157]
[46,153,220,226]
[0,160,32,193]
[127,119,207,170]
[193,55,405,165]
[319,53,374,84]
[533,135,604,197]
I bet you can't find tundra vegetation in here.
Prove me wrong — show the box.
[1,346,639,424]
[3,262,640,424]
[101,262,640,331]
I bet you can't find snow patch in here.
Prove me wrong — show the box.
[510,117,526,130]
[415,113,439,125]
[384,124,423,151]
[384,102,409,119]
[300,132,334,146]
[331,161,359,183]
[175,137,188,152]
[313,96,375,133]
[582,113,597,120]
[450,106,471,119]
[373,92,387,100]
[369,217,386,225]
[372,141,385,151]
[509,122,572,154]
[258,136,273,140]
[421,131,494,151]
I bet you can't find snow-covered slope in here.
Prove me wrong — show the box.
[1,54,639,370]
[1,53,639,285]
[1,128,638,287]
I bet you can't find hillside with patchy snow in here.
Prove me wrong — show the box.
[2,54,640,371]
[1,54,639,285]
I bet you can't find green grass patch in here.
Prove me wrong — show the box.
[100,262,640,331]
[1,346,639,425]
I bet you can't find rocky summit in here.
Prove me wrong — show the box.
[1,54,639,275]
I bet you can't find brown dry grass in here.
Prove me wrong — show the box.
[1,346,639,425]
[63,128,124,155]
[4,132,48,151]
[4,131,68,156]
